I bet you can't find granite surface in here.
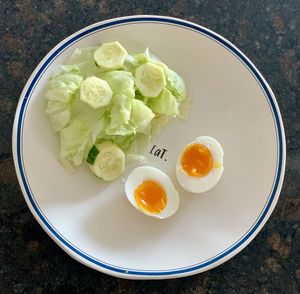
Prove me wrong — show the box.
[0,0,299,293]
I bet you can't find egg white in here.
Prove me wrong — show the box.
[176,136,224,193]
[125,166,179,219]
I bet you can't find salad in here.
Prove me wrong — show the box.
[45,41,190,181]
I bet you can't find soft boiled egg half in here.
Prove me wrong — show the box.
[125,166,179,219]
[176,136,224,193]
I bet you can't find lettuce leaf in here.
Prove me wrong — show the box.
[60,119,93,166]
[164,68,186,102]
[66,47,100,77]
[45,69,83,133]
[147,88,179,116]
[101,71,135,98]
[60,91,105,166]
[108,94,133,129]
[126,133,151,164]
[98,71,136,135]
[130,99,155,134]
[97,133,136,152]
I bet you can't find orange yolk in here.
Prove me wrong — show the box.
[134,180,167,214]
[181,143,213,177]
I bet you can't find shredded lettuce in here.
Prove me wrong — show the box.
[100,71,136,136]
[48,110,71,133]
[123,54,138,73]
[97,133,136,151]
[60,64,81,74]
[130,100,155,134]
[126,133,151,165]
[147,88,179,116]
[108,94,133,129]
[45,42,189,174]
[59,91,106,166]
[101,71,135,98]
[45,68,83,133]
[60,119,92,166]
[66,47,100,77]
[164,68,186,102]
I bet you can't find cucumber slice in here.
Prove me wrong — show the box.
[88,141,125,181]
[94,41,127,70]
[87,145,100,165]
[135,63,166,97]
[80,76,112,109]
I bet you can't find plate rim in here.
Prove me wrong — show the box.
[12,15,286,279]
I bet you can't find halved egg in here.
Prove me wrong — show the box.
[176,136,224,193]
[125,166,179,219]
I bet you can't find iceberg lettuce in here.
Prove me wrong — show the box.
[45,43,189,176]
[45,68,83,133]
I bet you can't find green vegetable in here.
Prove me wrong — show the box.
[100,71,136,135]
[88,141,125,181]
[60,119,93,166]
[80,76,113,109]
[91,115,109,143]
[45,68,83,132]
[87,145,100,165]
[45,42,189,180]
[147,88,179,116]
[123,54,138,73]
[48,109,71,133]
[135,63,166,97]
[126,133,151,165]
[98,134,136,151]
[94,41,127,70]
[130,48,187,102]
[134,48,150,65]
[66,47,100,77]
[130,99,155,133]
[107,95,133,131]
[59,64,81,74]
[60,92,105,167]
[164,68,186,102]
[134,48,159,65]
[101,71,135,98]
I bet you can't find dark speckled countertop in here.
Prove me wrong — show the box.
[1,0,299,293]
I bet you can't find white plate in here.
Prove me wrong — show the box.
[12,16,286,279]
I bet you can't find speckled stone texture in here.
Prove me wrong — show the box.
[0,0,299,293]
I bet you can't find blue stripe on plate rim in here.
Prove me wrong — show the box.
[13,16,285,277]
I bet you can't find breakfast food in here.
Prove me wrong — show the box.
[45,40,226,220]
[176,136,224,193]
[125,166,179,218]
[45,42,189,178]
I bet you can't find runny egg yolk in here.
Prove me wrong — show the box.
[134,180,167,214]
[181,143,213,177]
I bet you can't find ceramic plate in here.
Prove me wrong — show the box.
[12,16,286,279]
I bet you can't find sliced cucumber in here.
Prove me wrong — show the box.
[88,141,125,181]
[94,41,127,70]
[135,62,166,97]
[80,76,112,109]
[87,145,100,165]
